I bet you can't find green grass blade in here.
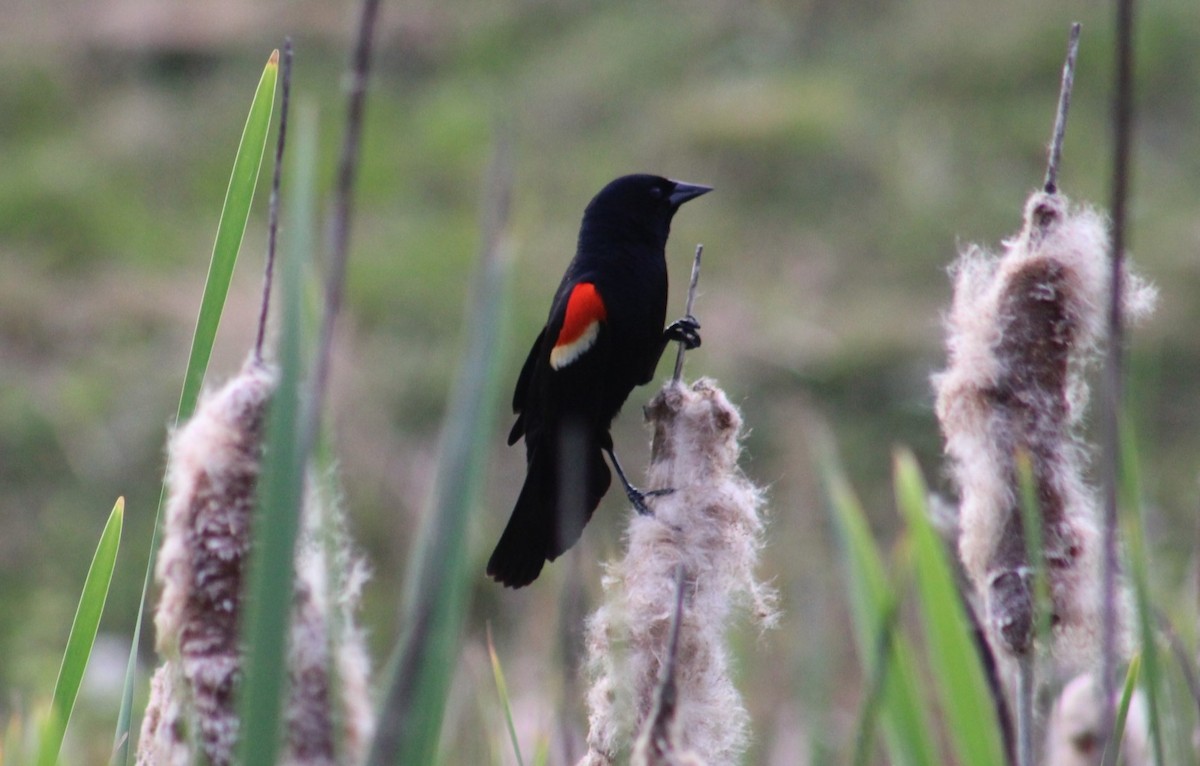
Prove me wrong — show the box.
[111,50,278,766]
[1117,417,1165,766]
[235,95,314,766]
[1103,653,1142,766]
[1015,451,1052,643]
[893,448,1006,766]
[1015,450,1049,766]
[486,625,525,766]
[179,50,280,420]
[39,498,124,766]
[818,442,939,766]
[367,148,513,766]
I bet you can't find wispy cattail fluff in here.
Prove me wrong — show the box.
[138,358,375,765]
[1044,673,1149,766]
[137,663,192,766]
[141,358,277,766]
[283,485,375,766]
[933,192,1155,660]
[580,379,776,766]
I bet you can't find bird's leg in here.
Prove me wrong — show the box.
[603,446,672,516]
[663,315,701,350]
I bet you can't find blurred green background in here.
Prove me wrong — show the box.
[1,0,1197,762]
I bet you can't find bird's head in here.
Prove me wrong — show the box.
[582,174,712,245]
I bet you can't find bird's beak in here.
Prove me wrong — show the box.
[668,181,713,207]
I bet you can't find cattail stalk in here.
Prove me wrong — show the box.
[579,379,776,765]
[1100,0,1138,743]
[256,38,293,362]
[630,565,687,766]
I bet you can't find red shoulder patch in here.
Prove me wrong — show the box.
[550,282,607,369]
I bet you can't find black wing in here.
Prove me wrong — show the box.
[507,326,545,446]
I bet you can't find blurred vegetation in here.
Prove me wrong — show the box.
[0,0,1198,762]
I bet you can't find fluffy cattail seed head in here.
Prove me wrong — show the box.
[135,664,192,766]
[1045,672,1149,765]
[282,487,375,765]
[933,192,1154,661]
[145,358,277,765]
[139,357,374,765]
[580,379,776,765]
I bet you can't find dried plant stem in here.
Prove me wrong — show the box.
[1044,23,1082,194]
[304,0,382,457]
[632,565,687,765]
[1100,0,1137,745]
[255,38,294,363]
[1016,654,1035,766]
[671,244,703,383]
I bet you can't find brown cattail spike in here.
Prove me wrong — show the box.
[145,358,277,765]
[934,191,1155,663]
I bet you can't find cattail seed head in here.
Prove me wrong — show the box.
[148,358,277,765]
[580,379,776,765]
[135,664,192,766]
[282,486,375,765]
[139,356,375,765]
[1045,672,1149,765]
[933,191,1154,661]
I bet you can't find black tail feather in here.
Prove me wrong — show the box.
[487,440,610,588]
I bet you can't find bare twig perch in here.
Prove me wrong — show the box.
[630,565,688,766]
[1044,23,1082,195]
[580,380,776,766]
[256,38,294,363]
[672,245,703,383]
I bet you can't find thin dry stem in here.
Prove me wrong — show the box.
[304,0,382,459]
[1100,0,1137,744]
[256,38,294,362]
[672,244,703,383]
[1044,23,1082,195]
[631,565,687,765]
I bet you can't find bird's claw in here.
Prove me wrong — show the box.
[625,485,675,516]
[665,315,702,350]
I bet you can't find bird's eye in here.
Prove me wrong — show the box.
[649,186,665,199]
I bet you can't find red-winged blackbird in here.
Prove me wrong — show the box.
[488,174,711,588]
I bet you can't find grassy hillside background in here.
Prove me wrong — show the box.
[0,0,1197,761]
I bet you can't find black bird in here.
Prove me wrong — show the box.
[488,174,711,588]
